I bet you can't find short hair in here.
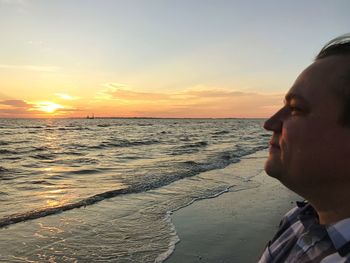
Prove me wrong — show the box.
[316,33,350,60]
[316,33,350,126]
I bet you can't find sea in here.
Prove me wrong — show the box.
[0,118,270,262]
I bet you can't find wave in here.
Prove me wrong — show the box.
[0,166,8,173]
[0,145,268,228]
[61,151,86,156]
[184,141,208,148]
[1,156,22,160]
[32,146,55,152]
[7,140,29,145]
[180,158,235,174]
[0,186,134,228]
[31,154,56,160]
[137,123,154,126]
[65,169,101,175]
[65,143,89,150]
[30,180,55,185]
[182,145,267,171]
[0,149,17,154]
[170,141,208,155]
[1,146,57,155]
[212,130,230,135]
[53,157,99,167]
[74,158,99,164]
[0,167,14,181]
[57,127,91,131]
[92,139,160,149]
[22,126,45,129]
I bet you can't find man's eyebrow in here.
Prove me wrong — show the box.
[284,93,309,104]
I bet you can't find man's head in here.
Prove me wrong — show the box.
[264,34,350,199]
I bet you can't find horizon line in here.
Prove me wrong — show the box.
[0,116,268,120]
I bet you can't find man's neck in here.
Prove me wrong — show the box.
[309,196,350,225]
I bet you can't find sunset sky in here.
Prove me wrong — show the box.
[1,0,349,118]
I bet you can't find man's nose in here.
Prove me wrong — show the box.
[263,109,284,132]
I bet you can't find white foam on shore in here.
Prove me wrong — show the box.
[154,211,180,263]
[156,186,234,263]
[157,150,268,262]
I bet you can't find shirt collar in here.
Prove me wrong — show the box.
[297,201,320,227]
[327,218,350,256]
[297,201,350,257]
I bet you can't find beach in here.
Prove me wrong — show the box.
[0,118,297,263]
[166,168,300,263]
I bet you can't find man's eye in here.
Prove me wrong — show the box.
[290,106,303,115]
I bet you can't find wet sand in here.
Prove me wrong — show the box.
[165,169,300,263]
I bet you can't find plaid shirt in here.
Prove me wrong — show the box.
[258,201,350,263]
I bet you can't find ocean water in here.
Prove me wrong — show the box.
[0,118,269,262]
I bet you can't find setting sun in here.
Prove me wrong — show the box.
[34,102,64,114]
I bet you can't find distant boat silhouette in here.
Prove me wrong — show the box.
[86,114,95,119]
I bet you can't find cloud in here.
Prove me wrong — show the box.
[0,99,34,116]
[0,108,30,115]
[31,101,82,114]
[182,88,246,98]
[97,83,170,101]
[0,99,81,117]
[56,108,83,112]
[0,64,60,72]
[95,83,283,118]
[98,84,265,103]
[0,99,31,108]
[0,86,282,118]
[55,93,79,100]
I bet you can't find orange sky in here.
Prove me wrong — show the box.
[1,0,348,118]
[0,83,283,118]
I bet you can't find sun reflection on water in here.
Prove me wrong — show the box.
[37,222,64,234]
[35,182,77,209]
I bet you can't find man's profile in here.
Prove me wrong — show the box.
[259,33,350,262]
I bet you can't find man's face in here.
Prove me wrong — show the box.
[264,55,350,196]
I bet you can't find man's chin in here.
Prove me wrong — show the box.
[264,158,284,180]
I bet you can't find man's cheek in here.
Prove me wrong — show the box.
[284,122,311,145]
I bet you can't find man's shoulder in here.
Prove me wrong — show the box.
[263,201,350,262]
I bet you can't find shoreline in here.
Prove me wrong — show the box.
[165,170,300,263]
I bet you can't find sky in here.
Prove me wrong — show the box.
[0,0,349,118]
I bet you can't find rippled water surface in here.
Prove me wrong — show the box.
[0,118,269,262]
